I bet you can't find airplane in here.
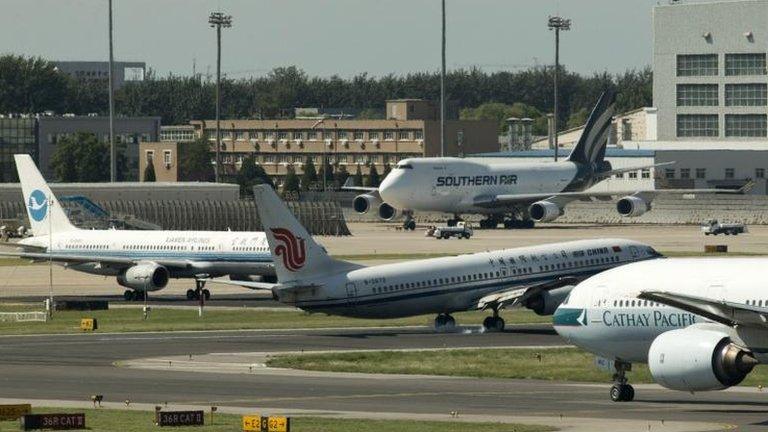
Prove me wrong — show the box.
[212,184,663,331]
[553,258,768,402]
[351,90,745,230]
[0,154,275,301]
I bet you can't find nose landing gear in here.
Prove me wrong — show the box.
[609,361,635,402]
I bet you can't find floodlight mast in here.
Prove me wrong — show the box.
[548,16,571,162]
[209,12,233,183]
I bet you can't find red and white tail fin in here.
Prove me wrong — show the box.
[253,185,355,283]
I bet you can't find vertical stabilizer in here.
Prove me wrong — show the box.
[567,90,617,164]
[14,154,77,236]
[253,185,354,283]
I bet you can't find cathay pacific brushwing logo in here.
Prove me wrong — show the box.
[27,189,48,222]
[270,228,306,271]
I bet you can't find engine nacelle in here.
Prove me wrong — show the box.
[377,203,402,221]
[616,195,650,217]
[529,201,563,223]
[524,286,572,316]
[353,193,382,214]
[117,263,170,291]
[648,328,757,392]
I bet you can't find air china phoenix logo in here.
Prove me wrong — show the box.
[270,228,306,271]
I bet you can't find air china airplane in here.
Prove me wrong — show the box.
[215,184,663,331]
[554,258,768,402]
[0,154,274,301]
[352,91,742,230]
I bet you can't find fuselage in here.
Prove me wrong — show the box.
[20,229,272,279]
[276,239,661,318]
[379,157,585,214]
[554,258,768,364]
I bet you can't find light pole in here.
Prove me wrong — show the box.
[209,11,233,183]
[108,0,116,181]
[440,0,446,157]
[548,15,570,162]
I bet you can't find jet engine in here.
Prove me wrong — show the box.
[117,263,170,291]
[524,287,572,316]
[353,193,382,214]
[377,203,402,221]
[648,328,757,392]
[616,195,651,217]
[529,201,563,223]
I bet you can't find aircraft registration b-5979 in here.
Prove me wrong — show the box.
[351,91,747,230]
[214,184,663,332]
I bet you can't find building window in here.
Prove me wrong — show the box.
[756,168,765,179]
[369,131,380,140]
[235,131,245,141]
[414,130,423,140]
[354,154,366,164]
[337,154,348,163]
[615,172,624,179]
[384,131,394,140]
[665,169,675,179]
[725,168,735,179]
[696,168,706,179]
[277,131,288,140]
[641,169,650,179]
[263,154,276,163]
[676,84,718,106]
[307,130,317,140]
[264,131,275,139]
[293,131,303,140]
[725,53,767,76]
[354,131,364,140]
[398,130,410,140]
[146,150,154,162]
[628,171,637,179]
[725,84,767,106]
[338,130,349,139]
[725,114,767,137]
[677,54,718,77]
[676,114,719,137]
[679,168,690,179]
[324,130,334,140]
[163,150,172,166]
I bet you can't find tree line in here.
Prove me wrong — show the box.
[1,54,652,133]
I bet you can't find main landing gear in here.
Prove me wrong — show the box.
[482,308,505,332]
[434,313,456,332]
[186,279,211,301]
[446,215,464,227]
[402,211,416,231]
[123,290,147,301]
[610,361,635,402]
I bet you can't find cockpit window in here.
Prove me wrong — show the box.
[646,247,662,257]
[395,164,413,169]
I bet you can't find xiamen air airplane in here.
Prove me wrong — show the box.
[0,154,274,301]
[352,91,744,230]
[213,185,662,331]
[554,258,768,402]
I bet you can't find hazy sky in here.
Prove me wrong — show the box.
[1,0,661,78]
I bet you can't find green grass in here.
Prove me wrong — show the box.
[0,304,549,335]
[0,258,32,266]
[0,407,553,432]
[266,347,768,387]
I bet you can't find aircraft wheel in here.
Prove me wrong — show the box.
[123,290,135,301]
[405,220,416,231]
[186,289,196,300]
[483,316,505,332]
[610,384,634,402]
[434,314,447,331]
[444,314,456,331]
[523,220,535,229]
[203,289,211,300]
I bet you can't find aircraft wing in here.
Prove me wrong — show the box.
[0,241,46,251]
[638,291,768,328]
[204,278,277,291]
[342,186,378,192]
[597,161,675,178]
[0,251,194,269]
[476,276,579,311]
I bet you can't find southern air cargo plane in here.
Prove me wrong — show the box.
[554,258,768,402]
[352,90,747,230]
[213,184,663,331]
[0,154,274,301]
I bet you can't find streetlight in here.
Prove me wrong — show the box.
[548,15,571,162]
[108,0,116,182]
[440,0,446,157]
[209,11,233,183]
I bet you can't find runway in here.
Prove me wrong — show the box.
[0,326,766,431]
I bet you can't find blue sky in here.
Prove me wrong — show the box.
[1,0,661,78]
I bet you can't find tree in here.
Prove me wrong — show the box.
[50,132,110,182]
[143,159,156,182]
[301,156,318,191]
[237,154,274,197]
[566,108,590,130]
[317,157,334,190]
[179,138,214,182]
[282,166,300,194]
[0,55,71,113]
[334,165,350,189]
[382,163,392,181]
[366,164,380,187]
[353,164,364,187]
[460,102,546,134]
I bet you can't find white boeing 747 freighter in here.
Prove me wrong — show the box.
[216,185,663,331]
[0,154,274,301]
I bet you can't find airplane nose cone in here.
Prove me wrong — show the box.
[379,171,406,203]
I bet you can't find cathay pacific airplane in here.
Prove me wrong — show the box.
[214,185,662,331]
[351,91,745,230]
[0,154,274,301]
[554,258,768,402]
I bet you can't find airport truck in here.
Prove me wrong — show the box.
[426,222,473,240]
[701,219,747,236]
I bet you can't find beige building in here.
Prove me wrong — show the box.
[140,141,183,182]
